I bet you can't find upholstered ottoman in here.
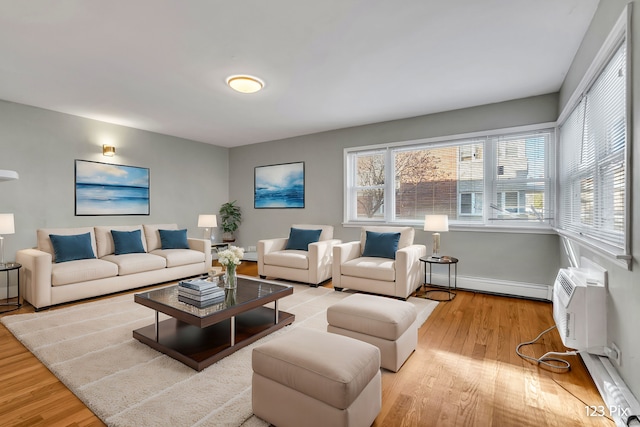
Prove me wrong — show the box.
[327,293,417,372]
[252,327,381,427]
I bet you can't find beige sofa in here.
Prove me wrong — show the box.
[16,223,211,310]
[332,226,426,299]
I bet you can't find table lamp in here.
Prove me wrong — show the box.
[0,213,15,266]
[424,214,448,259]
[198,214,218,243]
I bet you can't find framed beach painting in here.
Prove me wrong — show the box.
[75,160,150,215]
[254,162,305,209]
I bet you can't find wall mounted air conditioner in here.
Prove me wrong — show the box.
[552,265,607,355]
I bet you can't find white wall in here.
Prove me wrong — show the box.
[0,99,229,263]
[229,94,561,288]
[559,0,640,400]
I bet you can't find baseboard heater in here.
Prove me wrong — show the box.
[581,353,640,426]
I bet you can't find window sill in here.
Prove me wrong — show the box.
[555,228,632,271]
[342,221,556,235]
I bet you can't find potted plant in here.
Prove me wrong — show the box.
[219,200,242,242]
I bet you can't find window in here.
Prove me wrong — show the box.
[345,127,553,227]
[558,40,627,251]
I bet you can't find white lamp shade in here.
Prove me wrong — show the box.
[198,214,218,228]
[424,214,449,232]
[0,213,15,234]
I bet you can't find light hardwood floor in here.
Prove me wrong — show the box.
[0,262,612,427]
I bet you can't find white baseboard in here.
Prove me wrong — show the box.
[428,273,552,300]
[581,353,640,426]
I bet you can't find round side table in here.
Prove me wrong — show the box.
[419,256,458,301]
[0,262,21,312]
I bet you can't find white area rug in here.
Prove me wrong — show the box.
[2,279,438,427]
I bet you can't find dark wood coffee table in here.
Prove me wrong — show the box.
[133,276,294,371]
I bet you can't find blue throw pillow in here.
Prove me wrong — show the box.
[159,229,190,249]
[285,228,322,251]
[111,229,146,255]
[49,232,96,263]
[361,231,401,259]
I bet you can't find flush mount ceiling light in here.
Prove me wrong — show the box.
[226,75,264,94]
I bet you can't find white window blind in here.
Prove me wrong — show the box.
[490,131,552,223]
[558,41,627,249]
[344,125,553,227]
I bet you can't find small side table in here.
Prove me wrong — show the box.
[0,262,21,312]
[419,256,458,301]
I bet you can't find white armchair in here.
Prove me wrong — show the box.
[332,226,426,299]
[258,224,341,287]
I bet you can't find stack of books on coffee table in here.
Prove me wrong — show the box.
[178,278,225,308]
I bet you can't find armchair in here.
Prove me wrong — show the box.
[332,226,426,299]
[258,224,341,287]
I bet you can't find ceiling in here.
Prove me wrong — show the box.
[0,1,599,147]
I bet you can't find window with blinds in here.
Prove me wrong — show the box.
[558,40,627,250]
[344,126,553,227]
[490,131,552,223]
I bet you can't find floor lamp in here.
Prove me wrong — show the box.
[424,214,448,259]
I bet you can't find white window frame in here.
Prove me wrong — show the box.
[343,123,555,232]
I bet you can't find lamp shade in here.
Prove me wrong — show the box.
[424,214,449,232]
[0,213,15,234]
[198,214,218,228]
[0,170,19,182]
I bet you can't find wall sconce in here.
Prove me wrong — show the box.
[103,145,116,157]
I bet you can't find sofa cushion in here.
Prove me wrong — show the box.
[159,229,190,249]
[95,225,147,258]
[341,257,396,282]
[101,253,167,276]
[285,227,322,251]
[37,227,97,263]
[360,226,414,255]
[264,250,309,270]
[143,224,178,251]
[361,231,401,259]
[291,224,333,241]
[49,233,96,263]
[151,249,205,268]
[111,229,146,255]
[51,258,119,286]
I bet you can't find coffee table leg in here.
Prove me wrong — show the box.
[274,300,279,323]
[230,316,235,346]
[155,311,159,341]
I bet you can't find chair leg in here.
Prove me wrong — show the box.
[334,287,343,292]
[310,283,319,288]
[260,275,266,279]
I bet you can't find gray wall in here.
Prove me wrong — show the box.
[229,93,560,286]
[0,99,229,259]
[559,0,640,399]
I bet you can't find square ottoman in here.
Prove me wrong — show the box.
[327,293,417,372]
[252,327,381,427]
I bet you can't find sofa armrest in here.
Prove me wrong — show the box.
[308,239,342,284]
[395,244,427,298]
[188,238,212,270]
[16,248,53,309]
[257,238,289,276]
[332,241,361,288]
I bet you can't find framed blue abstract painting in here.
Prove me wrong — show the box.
[75,160,150,215]
[254,162,305,209]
